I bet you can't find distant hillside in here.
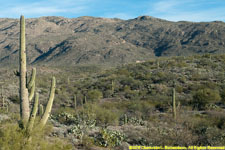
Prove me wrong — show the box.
[0,16,225,66]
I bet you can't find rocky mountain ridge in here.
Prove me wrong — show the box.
[0,16,224,66]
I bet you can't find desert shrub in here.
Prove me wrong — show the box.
[178,76,186,83]
[94,128,125,148]
[55,112,77,125]
[176,61,188,68]
[67,114,96,139]
[0,123,72,150]
[134,72,151,81]
[217,117,225,129]
[124,122,197,146]
[186,83,204,93]
[204,81,219,90]
[53,106,76,115]
[87,89,103,102]
[116,68,130,76]
[220,89,225,104]
[202,112,225,130]
[82,103,120,127]
[123,86,139,100]
[190,72,202,81]
[151,72,166,83]
[155,102,169,112]
[176,85,183,93]
[193,119,225,145]
[153,84,168,94]
[119,115,145,126]
[192,88,221,110]
[36,76,49,89]
[103,89,113,98]
[95,108,119,127]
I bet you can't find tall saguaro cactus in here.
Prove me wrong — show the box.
[74,94,77,109]
[19,15,30,126]
[18,15,56,131]
[111,80,115,95]
[172,81,176,120]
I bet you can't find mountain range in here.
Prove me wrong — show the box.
[0,16,224,66]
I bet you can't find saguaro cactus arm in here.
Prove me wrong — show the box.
[27,93,39,132]
[39,104,44,116]
[39,77,56,128]
[28,68,36,101]
[28,68,36,89]
[28,82,35,101]
[19,15,30,126]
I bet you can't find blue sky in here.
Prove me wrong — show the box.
[0,0,225,22]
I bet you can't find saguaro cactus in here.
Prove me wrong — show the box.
[19,15,30,126]
[124,114,128,124]
[74,94,77,109]
[172,81,176,120]
[18,15,56,131]
[157,59,160,69]
[111,80,115,95]
[84,95,87,104]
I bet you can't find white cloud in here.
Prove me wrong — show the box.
[152,0,181,12]
[0,0,90,18]
[159,9,225,22]
[147,0,225,22]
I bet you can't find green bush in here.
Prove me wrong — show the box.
[0,123,72,150]
[192,88,221,110]
[220,89,225,104]
[95,108,119,127]
[87,89,103,102]
[79,103,121,127]
[123,85,139,100]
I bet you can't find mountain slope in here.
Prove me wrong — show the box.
[0,16,224,66]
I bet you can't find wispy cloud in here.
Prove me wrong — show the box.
[158,8,225,22]
[0,0,90,18]
[152,0,182,13]
[147,0,225,22]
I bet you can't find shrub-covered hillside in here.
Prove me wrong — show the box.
[0,54,225,149]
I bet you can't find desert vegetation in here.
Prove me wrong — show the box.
[1,52,225,149]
